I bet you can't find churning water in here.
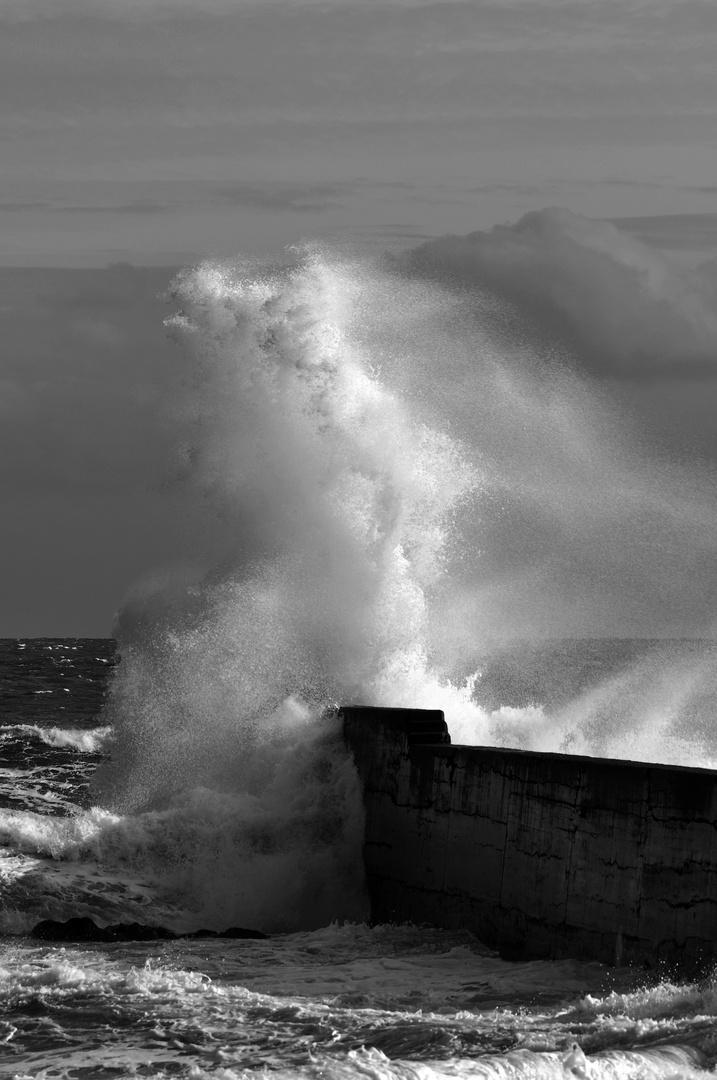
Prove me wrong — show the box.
[4,218,717,1076]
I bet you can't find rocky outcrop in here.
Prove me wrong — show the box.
[30,917,267,942]
[341,706,717,971]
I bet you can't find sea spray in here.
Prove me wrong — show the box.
[69,234,717,930]
[84,247,484,930]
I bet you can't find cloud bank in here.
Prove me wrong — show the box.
[400,208,717,379]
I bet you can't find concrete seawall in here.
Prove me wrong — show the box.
[341,706,717,970]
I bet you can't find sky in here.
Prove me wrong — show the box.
[3,0,717,265]
[2,0,717,636]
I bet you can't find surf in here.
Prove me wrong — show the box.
[7,220,717,936]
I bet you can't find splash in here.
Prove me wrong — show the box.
[83,246,485,930]
[97,248,480,798]
[78,226,717,929]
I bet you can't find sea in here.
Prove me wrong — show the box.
[4,238,717,1077]
[3,638,717,1080]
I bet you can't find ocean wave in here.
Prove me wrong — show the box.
[1,931,713,1079]
[0,715,367,934]
[0,724,112,753]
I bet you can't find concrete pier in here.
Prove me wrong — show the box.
[341,705,717,970]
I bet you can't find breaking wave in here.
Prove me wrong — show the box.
[22,216,715,931]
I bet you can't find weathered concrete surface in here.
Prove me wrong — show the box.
[341,706,717,970]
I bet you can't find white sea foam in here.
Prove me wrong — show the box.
[0,722,367,934]
[201,1045,709,1079]
[1,926,714,1079]
[0,724,112,753]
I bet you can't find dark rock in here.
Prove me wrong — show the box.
[30,917,174,942]
[30,916,267,942]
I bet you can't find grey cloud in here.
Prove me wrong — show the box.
[462,183,543,196]
[213,182,352,213]
[71,201,168,215]
[0,199,167,215]
[614,214,717,252]
[374,228,432,239]
[0,181,416,218]
[398,209,717,381]
[353,179,416,191]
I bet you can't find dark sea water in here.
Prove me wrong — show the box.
[2,639,717,1080]
[0,639,115,817]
